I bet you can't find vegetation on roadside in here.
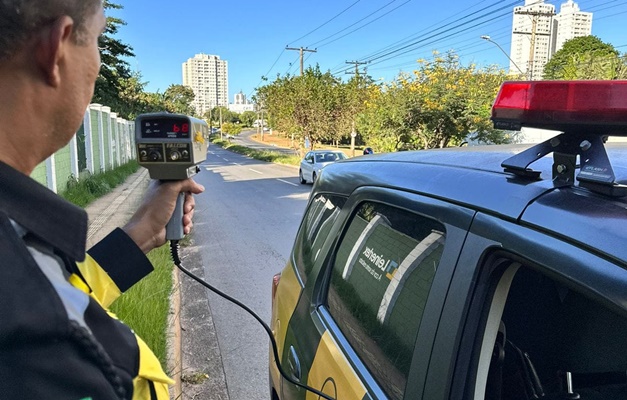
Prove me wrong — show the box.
[211,137,301,165]
[61,160,140,207]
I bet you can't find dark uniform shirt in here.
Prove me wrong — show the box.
[0,161,173,399]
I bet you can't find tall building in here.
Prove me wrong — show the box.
[182,54,228,116]
[509,0,556,80]
[552,0,593,53]
[228,91,255,113]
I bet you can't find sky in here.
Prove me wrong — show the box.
[112,0,627,102]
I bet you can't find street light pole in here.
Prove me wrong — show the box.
[480,35,526,78]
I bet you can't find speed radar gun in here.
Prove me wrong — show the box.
[135,112,208,240]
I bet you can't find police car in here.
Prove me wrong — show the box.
[269,81,627,400]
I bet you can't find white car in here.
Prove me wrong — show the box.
[299,150,348,184]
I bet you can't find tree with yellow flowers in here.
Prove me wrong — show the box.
[409,51,511,148]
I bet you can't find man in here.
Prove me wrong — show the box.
[0,1,204,399]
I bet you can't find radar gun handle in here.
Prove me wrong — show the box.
[166,192,185,241]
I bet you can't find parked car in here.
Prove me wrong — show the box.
[299,150,348,184]
[270,81,627,400]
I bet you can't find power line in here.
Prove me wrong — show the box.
[356,0,517,63]
[315,0,412,49]
[249,49,287,97]
[285,47,318,75]
[364,4,517,67]
[307,0,399,48]
[288,0,362,45]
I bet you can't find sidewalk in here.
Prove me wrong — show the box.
[83,168,227,400]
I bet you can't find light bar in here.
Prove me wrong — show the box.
[491,80,627,135]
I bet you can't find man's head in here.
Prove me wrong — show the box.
[0,0,102,61]
[0,0,105,173]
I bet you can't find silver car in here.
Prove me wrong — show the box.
[299,150,348,184]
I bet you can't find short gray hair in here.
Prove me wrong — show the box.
[0,0,102,60]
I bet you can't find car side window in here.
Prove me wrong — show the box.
[293,194,347,284]
[478,260,627,400]
[326,202,446,400]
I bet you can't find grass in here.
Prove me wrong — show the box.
[61,160,140,207]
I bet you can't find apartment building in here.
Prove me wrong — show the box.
[182,54,229,116]
[509,0,556,80]
[509,0,593,80]
[228,91,255,113]
[552,0,593,53]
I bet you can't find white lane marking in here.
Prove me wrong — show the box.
[249,168,263,174]
[231,162,242,166]
[223,158,229,162]
[277,179,298,187]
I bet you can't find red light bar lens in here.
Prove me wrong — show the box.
[491,80,627,135]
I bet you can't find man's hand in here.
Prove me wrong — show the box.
[123,178,205,253]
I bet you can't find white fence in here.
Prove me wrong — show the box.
[31,104,136,193]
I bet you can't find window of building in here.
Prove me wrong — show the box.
[293,194,346,283]
[326,202,446,399]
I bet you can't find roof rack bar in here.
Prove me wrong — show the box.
[502,133,627,197]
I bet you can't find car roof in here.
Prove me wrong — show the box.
[315,142,627,266]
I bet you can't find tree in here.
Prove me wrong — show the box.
[93,1,135,116]
[162,85,196,116]
[256,65,350,150]
[543,36,622,80]
[240,111,257,127]
[221,122,242,136]
[409,51,509,148]
[356,80,420,152]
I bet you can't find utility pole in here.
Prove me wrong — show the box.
[260,109,265,141]
[219,107,223,140]
[285,46,317,76]
[345,60,368,76]
[513,9,555,80]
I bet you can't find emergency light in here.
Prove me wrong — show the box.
[492,81,627,197]
[492,80,627,135]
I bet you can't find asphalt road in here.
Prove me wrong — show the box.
[183,144,311,399]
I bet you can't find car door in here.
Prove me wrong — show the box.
[301,152,314,182]
[281,187,475,399]
[421,212,627,400]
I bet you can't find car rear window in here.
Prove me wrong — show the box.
[326,201,446,399]
[292,194,346,284]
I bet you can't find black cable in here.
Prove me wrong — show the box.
[169,240,336,400]
[289,0,362,45]
[307,0,399,48]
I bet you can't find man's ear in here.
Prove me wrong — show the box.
[35,16,75,87]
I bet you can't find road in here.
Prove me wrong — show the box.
[188,144,311,399]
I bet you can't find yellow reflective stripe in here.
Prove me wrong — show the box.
[132,378,170,400]
[68,273,90,294]
[75,255,121,308]
[274,265,302,358]
[306,331,367,400]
